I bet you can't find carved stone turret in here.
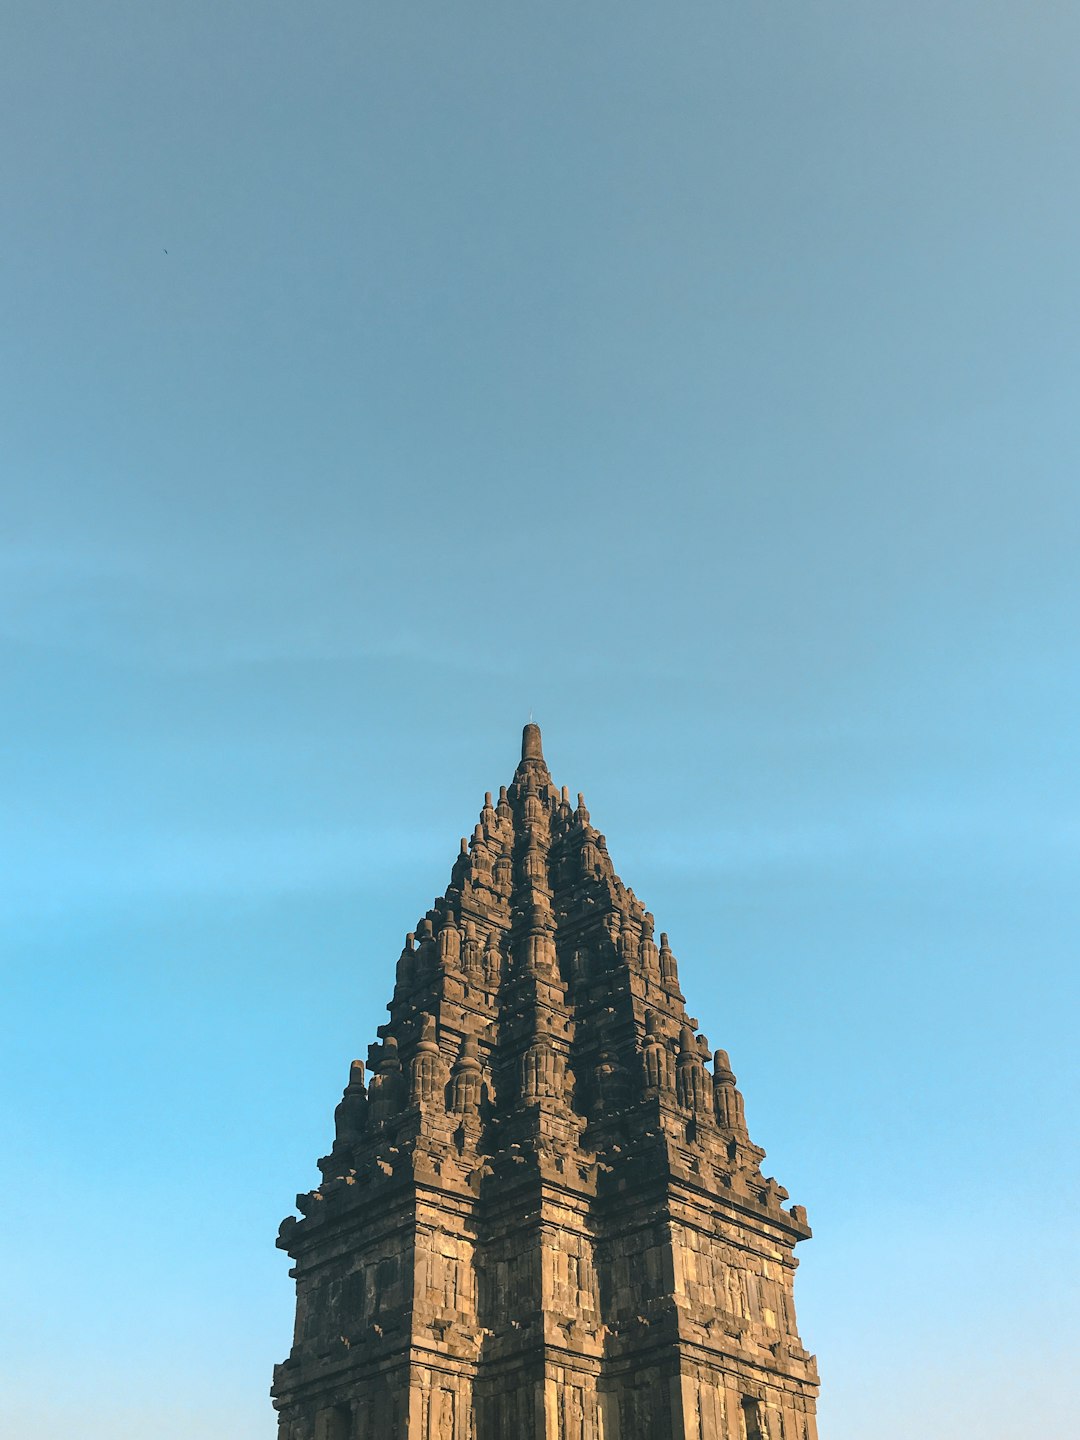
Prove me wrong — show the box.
[713,1047,748,1135]
[274,725,819,1440]
[449,1035,483,1119]
[410,1014,443,1106]
[643,1009,674,1094]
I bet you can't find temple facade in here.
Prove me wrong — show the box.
[273,725,820,1440]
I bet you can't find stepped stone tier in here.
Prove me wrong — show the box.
[273,725,820,1440]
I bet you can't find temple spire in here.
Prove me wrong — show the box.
[276,721,819,1440]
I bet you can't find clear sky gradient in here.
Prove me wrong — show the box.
[3,4,1078,1437]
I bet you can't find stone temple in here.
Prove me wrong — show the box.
[273,725,820,1440]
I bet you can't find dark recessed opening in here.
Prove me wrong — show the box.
[742,1395,765,1440]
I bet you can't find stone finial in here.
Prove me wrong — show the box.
[333,1058,367,1145]
[658,932,680,990]
[713,1048,748,1134]
[521,722,544,762]
[449,1034,483,1117]
[367,1035,405,1124]
[617,911,636,960]
[642,1012,673,1092]
[484,928,502,982]
[639,919,660,978]
[676,1027,709,1114]
[480,793,498,837]
[462,921,483,978]
[379,1035,401,1068]
[470,834,493,887]
[396,934,417,990]
[522,837,548,886]
[438,917,461,965]
[520,1036,563,1102]
[410,1014,441,1105]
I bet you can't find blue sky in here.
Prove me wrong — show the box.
[2,3,1078,1436]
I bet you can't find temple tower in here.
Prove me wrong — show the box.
[273,725,820,1440]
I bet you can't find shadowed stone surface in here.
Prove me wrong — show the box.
[273,725,820,1440]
